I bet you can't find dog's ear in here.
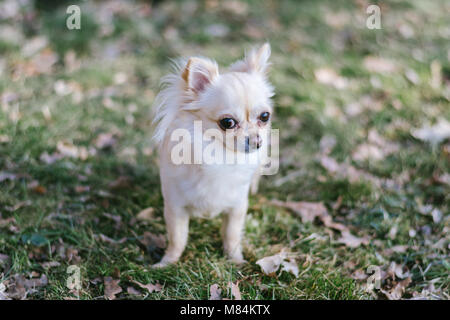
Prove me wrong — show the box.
[182,57,219,93]
[230,43,271,74]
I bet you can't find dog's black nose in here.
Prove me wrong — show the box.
[256,135,262,149]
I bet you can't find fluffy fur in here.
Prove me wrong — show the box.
[152,43,274,267]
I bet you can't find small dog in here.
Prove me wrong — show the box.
[152,43,274,267]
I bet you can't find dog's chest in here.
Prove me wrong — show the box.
[178,164,256,218]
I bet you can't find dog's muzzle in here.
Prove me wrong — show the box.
[245,135,262,153]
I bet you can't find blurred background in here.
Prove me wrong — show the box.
[0,0,448,300]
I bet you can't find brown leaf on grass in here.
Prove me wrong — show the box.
[0,254,10,272]
[108,176,131,190]
[352,144,385,161]
[97,234,127,245]
[104,277,122,300]
[271,200,327,223]
[363,56,397,74]
[27,180,47,195]
[95,133,117,150]
[209,284,222,300]
[256,251,287,275]
[227,281,241,300]
[3,273,48,300]
[39,151,64,164]
[103,213,122,230]
[280,258,299,277]
[319,155,384,187]
[40,261,60,269]
[139,231,166,249]
[382,277,412,300]
[0,253,10,264]
[136,207,155,222]
[314,67,348,89]
[131,280,162,294]
[57,141,88,160]
[351,269,368,280]
[336,230,369,248]
[271,199,346,231]
[256,251,299,277]
[411,119,450,145]
[75,185,90,193]
[434,173,450,186]
[271,199,370,248]
[319,135,337,155]
[0,216,16,228]
[127,286,141,296]
[383,245,409,256]
[0,172,16,182]
[386,262,410,280]
[65,247,81,264]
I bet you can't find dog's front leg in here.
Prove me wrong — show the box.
[222,201,248,264]
[153,204,189,268]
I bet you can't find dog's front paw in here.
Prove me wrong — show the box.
[151,261,170,269]
[228,252,247,265]
[230,257,248,265]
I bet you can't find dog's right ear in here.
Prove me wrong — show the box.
[229,43,271,75]
[182,57,219,93]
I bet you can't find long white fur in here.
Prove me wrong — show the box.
[151,43,274,267]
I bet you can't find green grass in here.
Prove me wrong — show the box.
[0,0,449,300]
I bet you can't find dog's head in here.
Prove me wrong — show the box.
[180,43,274,154]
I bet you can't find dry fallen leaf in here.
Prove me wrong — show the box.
[136,207,155,222]
[411,119,450,145]
[319,155,384,187]
[57,140,88,160]
[95,133,117,150]
[0,253,10,265]
[227,281,241,300]
[209,284,222,300]
[336,230,369,248]
[256,251,299,277]
[351,269,368,280]
[131,279,162,294]
[97,234,127,245]
[40,261,60,269]
[127,286,141,296]
[314,67,348,89]
[103,212,122,229]
[271,199,370,248]
[280,258,299,277]
[386,262,410,280]
[3,273,48,300]
[271,200,327,223]
[104,277,122,300]
[382,277,412,300]
[363,56,397,74]
[256,251,287,275]
[139,231,166,249]
[39,151,63,164]
[271,199,346,232]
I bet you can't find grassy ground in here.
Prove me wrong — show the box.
[0,0,449,300]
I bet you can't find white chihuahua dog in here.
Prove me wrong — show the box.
[152,43,274,267]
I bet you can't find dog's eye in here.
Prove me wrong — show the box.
[219,118,237,130]
[259,112,270,122]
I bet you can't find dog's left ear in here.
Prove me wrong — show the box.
[182,57,219,93]
[230,43,271,75]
